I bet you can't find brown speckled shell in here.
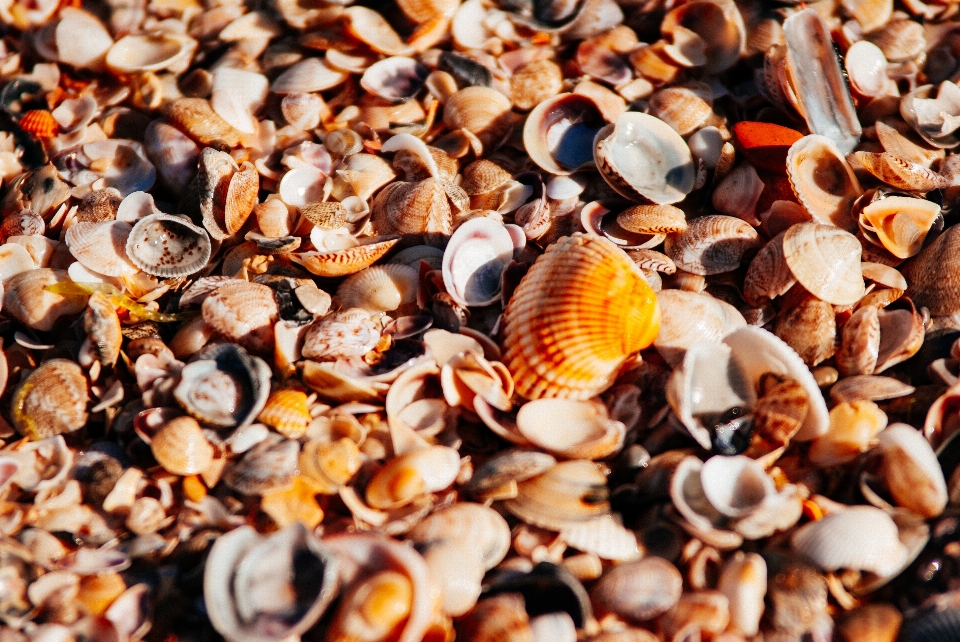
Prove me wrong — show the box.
[126,213,212,278]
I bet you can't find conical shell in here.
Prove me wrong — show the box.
[782,223,865,306]
[11,359,88,440]
[126,213,212,278]
[502,233,660,400]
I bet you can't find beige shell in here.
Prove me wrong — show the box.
[786,135,862,229]
[616,204,687,235]
[648,86,713,136]
[292,236,401,278]
[126,213,212,278]
[11,359,88,440]
[743,232,796,307]
[901,81,960,149]
[365,445,460,509]
[711,162,764,225]
[877,423,947,519]
[223,162,259,235]
[406,503,510,571]
[516,399,625,460]
[523,93,605,176]
[105,33,196,74]
[790,505,908,576]
[371,179,453,236]
[591,557,683,623]
[661,0,745,74]
[3,268,88,332]
[654,289,745,367]
[782,223,865,306]
[198,147,239,241]
[337,264,418,313]
[502,234,660,400]
[664,215,761,276]
[300,202,347,229]
[82,291,122,369]
[867,18,924,63]
[151,416,214,476]
[830,375,915,404]
[511,59,565,112]
[774,293,836,367]
[504,460,611,530]
[164,98,243,147]
[64,221,139,277]
[76,189,122,223]
[462,159,512,196]
[902,224,960,315]
[875,119,944,169]
[836,305,880,376]
[851,151,948,192]
[201,281,279,353]
[302,309,380,360]
[858,195,940,260]
[443,87,513,153]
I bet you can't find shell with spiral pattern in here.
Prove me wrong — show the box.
[502,233,661,400]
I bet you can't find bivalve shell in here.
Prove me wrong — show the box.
[407,503,510,571]
[126,213,212,278]
[523,93,605,176]
[64,221,139,277]
[365,445,460,508]
[664,215,761,276]
[785,135,863,229]
[443,86,513,153]
[442,217,513,308]
[174,343,271,429]
[105,33,196,74]
[502,234,660,400]
[12,359,88,440]
[151,416,214,476]
[504,460,610,530]
[4,268,87,332]
[858,194,940,259]
[516,399,625,460]
[293,236,401,278]
[591,557,683,623]
[201,281,279,353]
[337,265,418,313]
[782,223,864,306]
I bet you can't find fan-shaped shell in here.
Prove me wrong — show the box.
[106,33,195,74]
[504,460,610,530]
[648,86,714,136]
[442,217,514,308]
[293,236,401,278]
[616,204,687,235]
[594,112,695,205]
[126,213,212,278]
[64,221,139,277]
[164,98,243,147]
[407,503,510,571]
[11,359,88,440]
[591,557,683,623]
[201,281,279,353]
[782,223,864,306]
[665,215,761,276]
[785,135,863,229]
[443,87,513,152]
[338,265,418,313]
[516,398,625,460]
[502,234,660,400]
[790,505,908,577]
[523,93,605,176]
[258,389,312,439]
[371,179,452,236]
[877,423,947,518]
[653,289,745,367]
[151,416,214,476]
[302,309,381,360]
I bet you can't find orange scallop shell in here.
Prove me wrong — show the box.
[258,389,312,438]
[19,110,59,138]
[502,233,661,400]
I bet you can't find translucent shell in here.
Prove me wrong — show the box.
[12,359,88,440]
[126,213,212,278]
[502,233,661,400]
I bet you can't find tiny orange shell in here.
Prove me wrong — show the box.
[258,389,312,438]
[19,110,59,138]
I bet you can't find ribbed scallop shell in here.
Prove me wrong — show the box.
[790,505,908,576]
[19,110,58,138]
[223,162,259,235]
[151,416,214,475]
[337,264,418,313]
[371,179,452,236]
[783,223,865,306]
[257,389,311,439]
[12,359,88,440]
[201,281,279,353]
[502,233,660,400]
[64,221,139,277]
[902,224,960,315]
[126,213,212,278]
[292,236,400,278]
[664,215,761,276]
[616,204,687,234]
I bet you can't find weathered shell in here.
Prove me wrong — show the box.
[782,223,865,306]
[616,204,687,235]
[858,195,940,259]
[293,236,401,278]
[877,423,947,518]
[785,135,863,229]
[202,281,279,353]
[407,503,510,571]
[902,225,960,315]
[591,557,683,623]
[523,93,605,176]
[302,309,381,360]
[594,112,695,204]
[836,306,880,376]
[830,375,915,404]
[443,87,513,152]
[204,524,338,642]
[664,215,761,276]
[3,268,87,332]
[82,291,122,369]
[76,189,122,223]
[19,109,58,138]
[174,343,271,429]
[223,162,259,235]
[774,293,836,367]
[12,359,88,440]
[718,552,766,637]
[516,399,625,460]
[126,213,212,278]
[164,98,243,147]
[743,232,797,306]
[504,460,610,530]
[65,221,139,277]
[699,455,775,518]
[901,81,960,149]
[105,33,196,74]
[144,119,201,194]
[442,217,513,307]
[790,505,908,576]
[338,265,418,313]
[371,179,455,237]
[711,162,764,225]
[502,234,660,400]
[272,57,348,94]
[151,416,214,476]
[653,289,745,367]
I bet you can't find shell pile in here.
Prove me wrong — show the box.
[6,0,960,641]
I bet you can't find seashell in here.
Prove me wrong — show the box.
[516,399,625,460]
[76,189,122,223]
[852,151,949,192]
[164,98,243,147]
[774,293,836,367]
[150,416,214,476]
[502,234,660,400]
[808,400,887,467]
[902,225,960,316]
[334,153,397,202]
[653,289,745,367]
[591,557,683,623]
[0,211,44,244]
[65,221,139,277]
[511,59,565,112]
[877,423,947,518]
[4,268,87,332]
[457,593,532,642]
[419,540,484,616]
[731,121,803,174]
[836,305,880,376]
[126,213,212,278]
[365,445,460,508]
[202,281,279,353]
[711,163,764,225]
[442,217,513,308]
[1,165,71,220]
[81,291,122,369]
[302,309,381,360]
[257,389,312,439]
[659,591,730,639]
[718,552,766,637]
[504,460,610,530]
[371,179,453,236]
[580,201,664,251]
[785,135,862,229]
[338,265,418,313]
[222,162,259,235]
[279,166,326,209]
[443,87,513,153]
[594,112,695,205]
[901,81,960,149]
[782,223,865,306]
[661,0,745,74]
[144,119,201,194]
[783,10,861,154]
[292,236,400,278]
[360,56,425,103]
[523,94,604,177]
[211,67,268,135]
[54,8,113,71]
[615,204,686,235]
[272,57,349,94]
[462,159,513,197]
[384,134,457,182]
[875,119,944,170]
[282,93,326,131]
[105,33,196,74]
[407,503,510,571]
[648,86,713,136]
[664,215,761,276]
[18,110,57,138]
[174,343,271,429]
[867,18,924,63]
[204,524,338,642]
[699,455,774,518]
[198,147,239,241]
[790,505,908,576]
[845,40,892,99]
[858,194,940,259]
[0,242,37,284]
[830,375,915,404]
[743,232,796,307]
[11,359,88,440]
[224,436,299,494]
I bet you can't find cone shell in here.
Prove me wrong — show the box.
[12,359,88,440]
[502,233,660,400]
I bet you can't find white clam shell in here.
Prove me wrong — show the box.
[55,8,113,71]
[105,33,197,74]
[360,56,425,102]
[211,67,269,134]
[126,213,212,278]
[790,505,908,576]
[271,57,348,94]
[64,221,139,277]
[0,243,38,284]
[441,217,514,307]
[700,455,775,518]
[279,166,326,208]
[516,398,625,460]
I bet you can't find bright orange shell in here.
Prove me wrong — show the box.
[258,389,312,438]
[501,233,661,400]
[19,110,59,138]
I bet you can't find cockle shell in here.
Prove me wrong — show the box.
[664,215,761,276]
[76,189,122,223]
[661,0,745,74]
[371,179,453,236]
[82,291,122,369]
[302,309,380,360]
[785,135,862,229]
[11,359,88,440]
[272,57,348,94]
[591,557,683,623]
[18,109,57,138]
[648,86,713,136]
[504,460,610,530]
[105,33,196,74]
[845,41,892,98]
[858,194,940,259]
[877,423,947,518]
[441,217,514,308]
[443,87,513,152]
[202,281,279,353]
[852,151,949,192]
[407,503,510,571]
[126,213,212,278]
[782,223,865,306]
[594,112,695,204]
[743,232,796,307]
[204,524,339,642]
[198,147,239,241]
[338,265,418,313]
[174,343,271,429]
[653,289,745,367]
[502,234,660,400]
[64,221,139,277]
[151,416,214,476]
[790,505,908,577]
[516,399,625,460]
[3,268,87,332]
[523,93,605,176]
[257,389,312,439]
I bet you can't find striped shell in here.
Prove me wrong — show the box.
[12,359,88,440]
[502,233,661,400]
[19,110,58,138]
[257,389,312,439]
[292,236,400,278]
